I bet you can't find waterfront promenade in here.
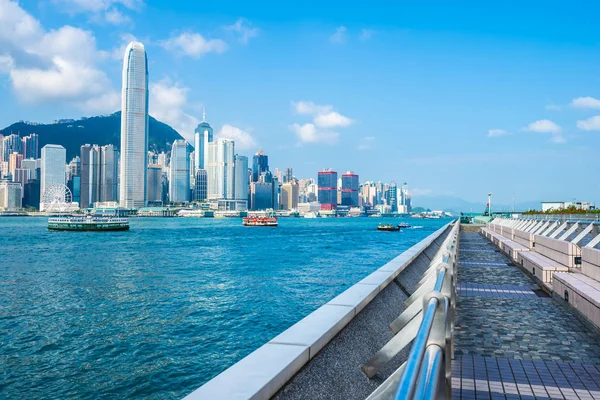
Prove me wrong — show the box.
[454,231,600,399]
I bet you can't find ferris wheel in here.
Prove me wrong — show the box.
[43,184,73,213]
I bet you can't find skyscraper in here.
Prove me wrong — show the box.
[207,138,235,200]
[40,144,66,207]
[285,166,293,183]
[8,152,23,176]
[147,165,163,203]
[1,134,21,163]
[252,150,269,182]
[194,110,213,170]
[280,181,299,210]
[169,140,190,203]
[80,144,100,209]
[100,145,119,203]
[341,171,359,207]
[318,169,337,210]
[192,169,208,202]
[120,41,149,208]
[234,155,248,203]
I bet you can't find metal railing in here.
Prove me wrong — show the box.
[365,222,459,400]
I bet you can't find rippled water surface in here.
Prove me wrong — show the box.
[0,217,447,399]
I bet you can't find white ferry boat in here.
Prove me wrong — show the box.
[47,216,130,231]
[242,217,278,227]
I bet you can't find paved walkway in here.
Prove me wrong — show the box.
[453,232,600,399]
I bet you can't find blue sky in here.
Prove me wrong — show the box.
[1,0,599,206]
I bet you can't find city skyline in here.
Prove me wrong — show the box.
[1,1,599,205]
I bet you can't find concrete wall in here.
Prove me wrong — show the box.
[535,235,581,269]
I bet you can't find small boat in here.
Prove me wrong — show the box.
[48,215,129,231]
[242,217,278,227]
[397,222,410,228]
[377,223,400,232]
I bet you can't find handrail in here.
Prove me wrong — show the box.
[392,222,458,400]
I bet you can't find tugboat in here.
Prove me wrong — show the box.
[242,216,278,227]
[48,215,130,231]
[377,223,400,232]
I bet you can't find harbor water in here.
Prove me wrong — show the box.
[0,217,446,399]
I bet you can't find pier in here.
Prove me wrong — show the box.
[185,218,600,399]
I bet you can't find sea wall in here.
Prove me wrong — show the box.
[184,222,455,400]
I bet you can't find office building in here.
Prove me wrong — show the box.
[40,144,66,206]
[67,156,80,181]
[252,150,269,182]
[0,181,22,210]
[169,139,190,203]
[386,182,398,212]
[250,181,273,210]
[21,158,37,180]
[285,166,293,183]
[120,41,149,208]
[234,155,248,203]
[194,110,214,170]
[80,144,119,208]
[280,181,299,210]
[341,171,359,207]
[80,144,99,208]
[147,165,163,203]
[318,169,337,210]
[100,145,118,203]
[192,169,208,202]
[23,179,40,209]
[208,138,235,200]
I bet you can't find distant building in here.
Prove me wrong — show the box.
[1,134,21,163]
[285,166,293,183]
[12,168,31,191]
[120,41,149,208]
[21,158,38,180]
[280,181,299,210]
[169,140,190,203]
[234,155,249,206]
[80,144,119,208]
[23,179,40,209]
[208,138,235,201]
[192,169,208,202]
[341,171,359,207]
[0,181,22,210]
[250,181,273,210]
[40,144,66,207]
[318,169,337,210]
[147,165,163,203]
[194,110,214,170]
[386,182,398,212]
[21,133,38,159]
[252,150,269,182]
[8,152,23,176]
[541,201,594,212]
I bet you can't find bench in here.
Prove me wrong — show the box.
[535,235,581,270]
[553,272,600,329]
[518,251,568,290]
[499,239,529,262]
[582,247,600,281]
[513,229,534,250]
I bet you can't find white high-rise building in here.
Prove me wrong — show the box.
[120,41,149,208]
[194,110,213,170]
[168,140,190,203]
[207,139,235,200]
[40,144,66,202]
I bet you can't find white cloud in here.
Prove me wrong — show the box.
[571,96,600,109]
[576,115,600,131]
[216,124,257,150]
[0,1,117,113]
[524,119,561,134]
[488,128,509,138]
[290,100,352,144]
[80,91,119,113]
[160,32,228,57]
[290,123,339,145]
[51,0,142,24]
[292,101,332,115]
[225,18,259,44]
[149,79,199,142]
[523,119,565,143]
[314,111,353,128]
[330,26,347,44]
[360,29,375,40]
[111,33,138,60]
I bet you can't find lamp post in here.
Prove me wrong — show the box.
[488,192,492,217]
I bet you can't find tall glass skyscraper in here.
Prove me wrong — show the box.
[169,140,190,203]
[40,144,66,207]
[234,155,248,202]
[207,139,235,200]
[120,41,149,208]
[194,110,213,170]
[252,150,269,182]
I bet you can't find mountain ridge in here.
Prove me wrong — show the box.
[0,112,185,159]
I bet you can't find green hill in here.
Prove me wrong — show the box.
[0,112,184,159]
